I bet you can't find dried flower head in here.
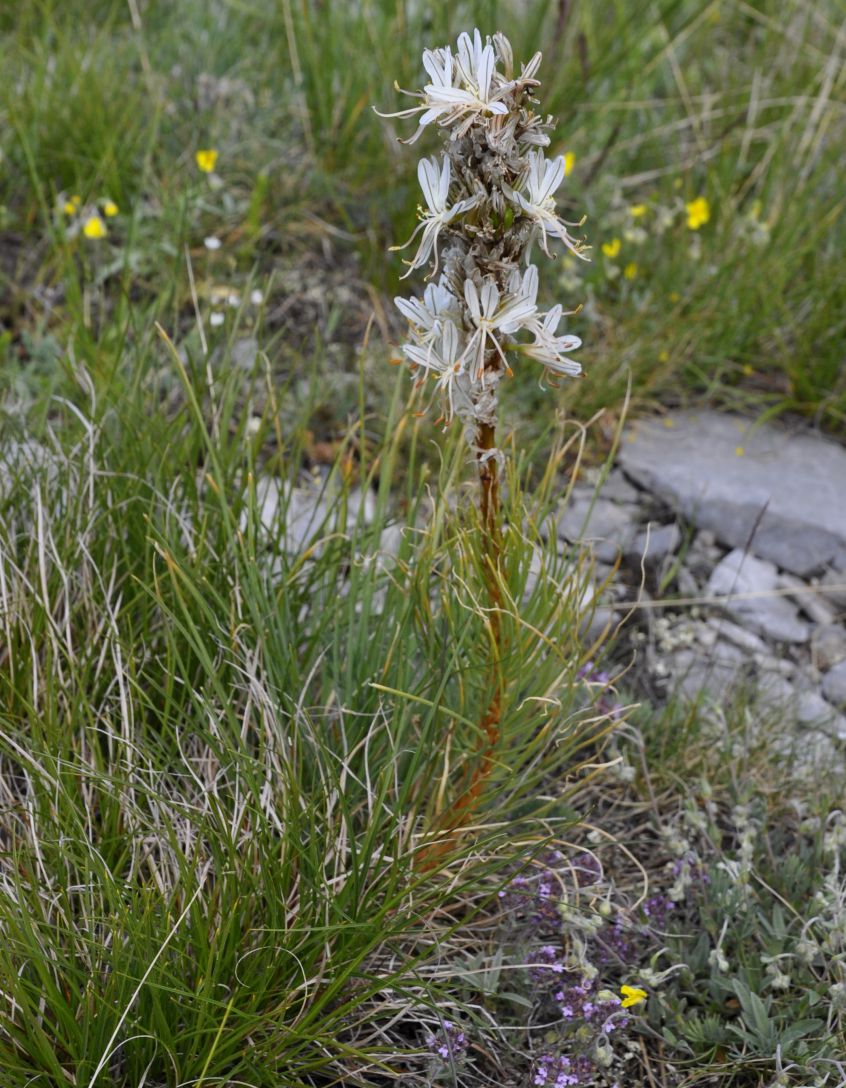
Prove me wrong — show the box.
[379,27,588,450]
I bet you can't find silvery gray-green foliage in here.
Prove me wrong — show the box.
[379,28,588,450]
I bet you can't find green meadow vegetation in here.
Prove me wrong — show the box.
[0,2,844,1085]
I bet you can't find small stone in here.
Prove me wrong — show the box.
[775,571,837,625]
[557,493,637,563]
[676,567,700,599]
[811,626,846,672]
[817,568,846,610]
[668,642,750,701]
[581,606,621,645]
[231,337,259,369]
[684,532,723,581]
[755,654,796,678]
[625,522,681,566]
[706,617,769,655]
[346,487,376,526]
[706,548,810,644]
[575,579,621,643]
[523,544,545,600]
[599,469,641,504]
[822,661,846,706]
[379,524,404,558]
[245,477,375,555]
[796,690,839,726]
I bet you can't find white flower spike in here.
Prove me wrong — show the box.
[380,27,587,435]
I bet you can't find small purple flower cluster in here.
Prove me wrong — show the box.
[531,1052,595,1087]
[571,851,603,888]
[554,976,628,1036]
[498,849,567,930]
[594,894,676,966]
[527,943,567,985]
[594,915,635,966]
[671,852,710,888]
[640,893,675,929]
[578,661,624,719]
[423,1019,468,1063]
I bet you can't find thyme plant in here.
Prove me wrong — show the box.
[378,27,588,834]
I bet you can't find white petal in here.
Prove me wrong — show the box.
[464,279,481,323]
[406,221,440,272]
[403,342,440,372]
[545,355,582,377]
[423,47,452,87]
[538,155,565,203]
[521,264,539,304]
[479,280,499,318]
[418,157,440,213]
[477,43,495,100]
[456,32,473,85]
[418,107,445,128]
[543,305,562,333]
[440,320,460,365]
[513,192,535,217]
[438,155,450,208]
[395,296,431,329]
[497,297,537,333]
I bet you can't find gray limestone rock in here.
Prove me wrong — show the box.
[619,411,846,576]
[775,571,838,626]
[599,469,641,505]
[822,661,846,706]
[818,569,846,611]
[811,626,846,672]
[667,641,750,701]
[706,548,810,643]
[625,522,681,566]
[247,478,375,554]
[706,616,769,655]
[557,493,637,563]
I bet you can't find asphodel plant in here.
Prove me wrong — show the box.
[377,28,588,841]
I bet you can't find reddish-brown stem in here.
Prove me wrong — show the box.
[421,413,504,866]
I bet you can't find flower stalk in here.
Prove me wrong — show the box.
[378,28,587,847]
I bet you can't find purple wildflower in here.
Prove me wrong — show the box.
[532,1052,581,1087]
[528,943,566,985]
[423,1019,468,1064]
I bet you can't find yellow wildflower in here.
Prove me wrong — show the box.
[686,196,711,230]
[82,216,107,240]
[630,203,647,218]
[735,446,745,457]
[195,148,219,174]
[564,151,575,177]
[669,291,681,303]
[103,199,119,217]
[624,261,638,280]
[602,237,621,259]
[658,350,670,363]
[620,985,648,1008]
[742,363,754,376]
[63,194,82,215]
